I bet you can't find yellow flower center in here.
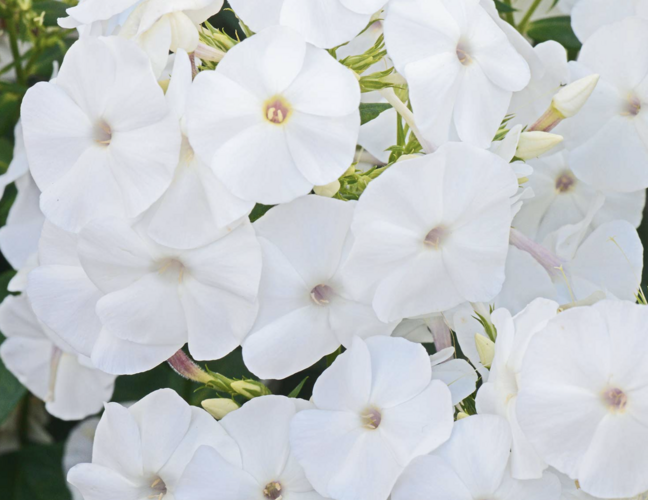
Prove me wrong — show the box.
[264,96,292,125]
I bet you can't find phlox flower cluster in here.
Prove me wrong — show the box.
[1,0,648,499]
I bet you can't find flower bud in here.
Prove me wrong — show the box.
[529,74,599,132]
[314,180,341,198]
[456,412,470,420]
[515,131,563,160]
[231,380,272,399]
[475,334,495,369]
[201,398,239,419]
[552,74,600,118]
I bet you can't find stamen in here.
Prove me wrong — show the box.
[310,284,334,305]
[602,387,628,413]
[263,481,283,500]
[456,42,472,66]
[424,226,447,249]
[622,95,642,116]
[361,407,382,430]
[555,172,576,193]
[264,96,291,125]
[94,120,112,145]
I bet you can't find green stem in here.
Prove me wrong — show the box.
[6,9,26,85]
[502,0,516,27]
[518,0,544,34]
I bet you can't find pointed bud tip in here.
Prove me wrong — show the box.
[474,333,495,369]
[516,131,563,160]
[553,74,600,118]
[201,398,239,419]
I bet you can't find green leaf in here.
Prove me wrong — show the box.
[494,0,517,13]
[527,16,582,50]
[32,0,69,27]
[249,204,273,223]
[0,444,72,500]
[0,356,26,425]
[360,103,392,125]
[288,377,308,398]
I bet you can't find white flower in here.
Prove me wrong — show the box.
[243,195,396,380]
[562,18,648,193]
[513,151,645,242]
[391,414,561,500]
[21,37,181,232]
[186,26,360,204]
[228,0,383,49]
[517,300,648,498]
[75,216,261,375]
[140,49,254,250]
[507,200,644,308]
[0,294,116,421]
[27,222,104,360]
[176,396,324,500]
[68,388,239,500]
[345,143,519,322]
[64,417,100,500]
[59,0,224,76]
[570,0,648,42]
[476,298,559,479]
[289,336,454,500]
[430,347,478,405]
[384,0,530,148]
[508,41,569,128]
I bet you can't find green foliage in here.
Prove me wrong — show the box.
[0,444,71,500]
[494,0,517,13]
[526,16,582,50]
[359,103,392,125]
[0,359,27,426]
[288,377,309,398]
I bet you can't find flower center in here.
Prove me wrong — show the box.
[158,258,186,283]
[424,226,447,249]
[602,387,628,413]
[149,477,167,500]
[264,96,291,125]
[456,42,472,66]
[94,120,112,145]
[263,481,283,500]
[623,95,642,116]
[310,284,334,305]
[555,171,577,193]
[361,407,382,430]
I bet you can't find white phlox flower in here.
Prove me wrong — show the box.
[508,41,570,128]
[476,298,559,480]
[430,347,478,406]
[513,151,645,242]
[67,388,240,500]
[506,197,643,308]
[75,216,261,375]
[562,18,648,193]
[20,36,181,232]
[289,336,454,500]
[176,396,325,500]
[140,49,254,250]
[345,142,519,322]
[390,414,561,500]
[242,195,397,380]
[0,294,116,421]
[59,0,225,76]
[516,300,648,498]
[384,0,531,148]
[228,0,385,49]
[64,417,100,500]
[186,26,361,205]
[570,0,648,42]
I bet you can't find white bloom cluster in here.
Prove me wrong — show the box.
[1,0,647,499]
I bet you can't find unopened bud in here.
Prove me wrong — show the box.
[515,131,563,160]
[475,334,495,369]
[456,412,470,420]
[194,42,225,63]
[201,398,239,419]
[529,74,599,132]
[231,380,272,399]
[553,74,600,118]
[314,180,341,198]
